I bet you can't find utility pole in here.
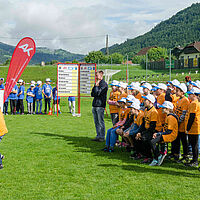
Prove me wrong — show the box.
[106,34,109,56]
[110,56,112,81]
[169,49,172,81]
[126,54,129,83]
[146,52,148,81]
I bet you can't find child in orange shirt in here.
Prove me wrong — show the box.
[107,80,120,125]
[185,88,200,167]
[135,94,161,163]
[149,101,178,166]
[103,98,129,152]
[171,83,190,163]
[0,108,8,169]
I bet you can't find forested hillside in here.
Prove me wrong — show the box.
[0,43,85,64]
[101,3,200,57]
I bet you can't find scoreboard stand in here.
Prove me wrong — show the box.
[57,63,96,116]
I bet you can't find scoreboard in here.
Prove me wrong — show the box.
[57,63,96,97]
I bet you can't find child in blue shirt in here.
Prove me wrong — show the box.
[52,86,61,114]
[9,84,18,115]
[0,78,7,115]
[16,79,25,114]
[0,78,4,90]
[26,84,35,114]
[31,81,36,114]
[35,81,43,114]
[42,78,52,114]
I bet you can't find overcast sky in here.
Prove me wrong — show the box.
[0,0,199,54]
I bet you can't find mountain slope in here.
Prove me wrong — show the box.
[101,3,200,56]
[0,42,85,64]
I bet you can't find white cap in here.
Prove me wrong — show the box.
[171,79,180,86]
[31,84,35,87]
[157,83,167,91]
[46,78,51,82]
[141,83,152,91]
[110,80,119,86]
[119,82,127,89]
[37,80,42,85]
[118,97,127,103]
[31,80,36,84]
[129,83,140,91]
[195,80,200,89]
[126,95,136,102]
[175,83,187,93]
[18,79,23,83]
[152,83,157,87]
[129,99,141,110]
[160,101,174,110]
[142,94,155,104]
[141,81,146,84]
[187,87,200,95]
[139,87,144,94]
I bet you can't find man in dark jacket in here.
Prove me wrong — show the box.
[91,71,108,142]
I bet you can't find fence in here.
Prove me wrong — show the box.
[146,58,200,70]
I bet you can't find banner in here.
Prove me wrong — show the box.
[4,37,36,103]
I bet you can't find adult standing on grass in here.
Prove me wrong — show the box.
[91,71,108,142]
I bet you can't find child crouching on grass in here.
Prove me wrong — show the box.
[115,95,136,149]
[102,97,129,152]
[123,99,144,158]
[149,101,178,166]
[0,108,8,169]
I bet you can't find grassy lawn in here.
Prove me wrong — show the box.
[0,64,199,84]
[0,64,200,199]
[0,97,200,200]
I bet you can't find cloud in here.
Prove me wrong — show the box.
[0,0,199,54]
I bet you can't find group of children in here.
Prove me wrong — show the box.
[104,78,200,169]
[0,78,76,115]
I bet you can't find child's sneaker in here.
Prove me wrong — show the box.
[54,112,57,114]
[58,110,61,114]
[158,152,167,166]
[130,152,137,159]
[1,155,4,160]
[149,159,158,166]
[185,161,198,167]
[177,156,189,164]
[141,158,152,164]
[0,164,3,169]
[101,147,108,152]
[134,153,142,160]
[108,148,114,153]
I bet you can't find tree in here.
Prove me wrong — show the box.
[147,47,168,61]
[132,55,146,64]
[84,51,105,63]
[110,53,124,64]
[72,59,79,63]
[3,59,11,66]
[50,60,58,65]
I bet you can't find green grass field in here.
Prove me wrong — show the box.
[0,64,199,84]
[0,64,200,199]
[1,98,200,200]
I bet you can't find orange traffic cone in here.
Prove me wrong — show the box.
[48,108,52,115]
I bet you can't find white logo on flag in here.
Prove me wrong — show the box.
[18,44,33,56]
